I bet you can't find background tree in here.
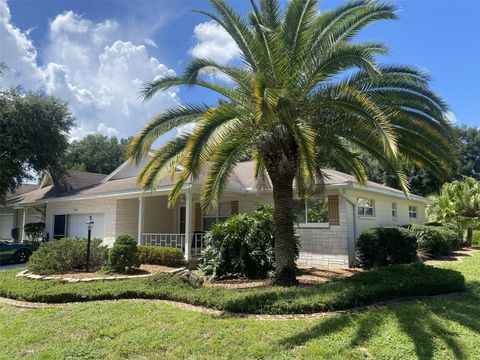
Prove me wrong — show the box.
[129,0,456,285]
[335,124,478,197]
[64,134,132,174]
[0,89,75,201]
[455,126,480,180]
[428,178,480,245]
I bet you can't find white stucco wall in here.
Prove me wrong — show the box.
[343,188,427,235]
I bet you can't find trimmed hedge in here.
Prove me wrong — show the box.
[409,224,461,257]
[28,238,107,275]
[0,263,465,314]
[356,227,418,269]
[138,246,185,267]
[106,235,141,273]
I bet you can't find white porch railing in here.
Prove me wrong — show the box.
[142,233,206,257]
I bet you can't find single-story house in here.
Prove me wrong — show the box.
[0,157,429,267]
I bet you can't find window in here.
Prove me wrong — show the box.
[392,203,397,218]
[203,202,231,230]
[293,196,329,225]
[409,206,418,219]
[357,198,375,216]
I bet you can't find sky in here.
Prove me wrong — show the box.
[0,0,479,142]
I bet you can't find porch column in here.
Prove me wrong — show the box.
[137,197,145,245]
[184,191,193,262]
[20,207,27,242]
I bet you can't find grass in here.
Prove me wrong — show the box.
[0,252,479,359]
[0,262,465,315]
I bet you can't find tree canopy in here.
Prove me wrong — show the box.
[129,0,456,285]
[428,177,480,245]
[345,125,478,197]
[63,134,132,175]
[0,89,75,201]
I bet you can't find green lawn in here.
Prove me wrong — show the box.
[1,254,479,359]
[0,263,464,315]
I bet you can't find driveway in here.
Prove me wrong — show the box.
[0,263,27,271]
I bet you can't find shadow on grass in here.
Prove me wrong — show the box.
[278,283,480,360]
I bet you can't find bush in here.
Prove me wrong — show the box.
[356,227,418,269]
[106,235,141,273]
[23,222,45,246]
[28,238,107,275]
[409,224,461,257]
[199,205,299,280]
[473,230,480,247]
[138,246,185,267]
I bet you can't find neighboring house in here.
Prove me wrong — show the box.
[0,158,429,267]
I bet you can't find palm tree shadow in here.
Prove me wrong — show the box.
[278,288,480,359]
[278,314,354,349]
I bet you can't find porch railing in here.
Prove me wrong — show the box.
[142,233,206,257]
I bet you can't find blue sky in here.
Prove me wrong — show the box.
[1,0,479,140]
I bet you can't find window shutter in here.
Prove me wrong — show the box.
[231,200,239,215]
[328,195,340,226]
[194,203,202,231]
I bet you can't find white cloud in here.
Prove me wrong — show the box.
[0,0,43,89]
[190,21,239,64]
[143,38,157,48]
[0,0,179,140]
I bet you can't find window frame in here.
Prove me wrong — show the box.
[409,205,418,219]
[392,203,397,219]
[357,198,375,217]
[202,202,231,230]
[294,197,330,228]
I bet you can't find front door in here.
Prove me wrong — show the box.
[179,207,186,234]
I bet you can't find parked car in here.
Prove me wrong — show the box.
[0,241,37,264]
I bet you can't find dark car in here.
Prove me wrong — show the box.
[0,241,37,264]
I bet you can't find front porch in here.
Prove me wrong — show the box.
[115,190,242,261]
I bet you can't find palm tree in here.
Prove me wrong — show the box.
[129,0,456,285]
[428,178,480,246]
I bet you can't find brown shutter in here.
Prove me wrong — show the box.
[194,203,202,231]
[231,200,239,215]
[328,195,340,226]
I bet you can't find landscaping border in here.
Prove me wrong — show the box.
[0,293,466,320]
[16,268,187,283]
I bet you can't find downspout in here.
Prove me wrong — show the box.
[340,189,357,267]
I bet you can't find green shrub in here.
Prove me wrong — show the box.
[28,238,107,275]
[409,224,461,257]
[138,246,185,267]
[107,235,141,273]
[200,205,299,280]
[23,222,45,246]
[473,230,480,247]
[356,227,418,269]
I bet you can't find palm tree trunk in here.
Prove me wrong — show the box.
[271,173,298,286]
[466,227,473,247]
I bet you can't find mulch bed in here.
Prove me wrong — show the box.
[202,266,363,290]
[22,264,181,281]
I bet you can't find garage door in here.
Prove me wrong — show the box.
[67,213,105,240]
[0,214,14,240]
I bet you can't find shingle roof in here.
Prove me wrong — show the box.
[4,170,105,206]
[4,184,38,200]
[5,161,426,205]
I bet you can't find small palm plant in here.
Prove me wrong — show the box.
[129,0,456,285]
[428,178,480,246]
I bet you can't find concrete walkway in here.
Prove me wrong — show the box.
[0,263,27,271]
